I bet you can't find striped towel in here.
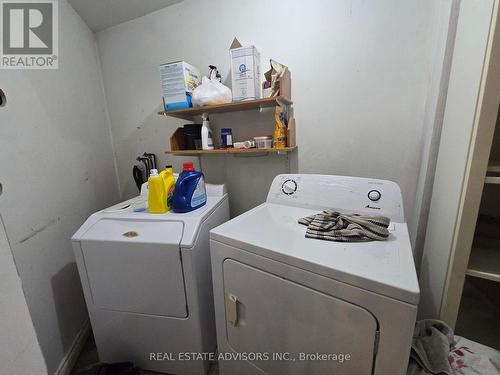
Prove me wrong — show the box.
[298,209,390,242]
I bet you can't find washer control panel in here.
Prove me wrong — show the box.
[281,179,298,195]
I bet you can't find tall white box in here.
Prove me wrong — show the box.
[230,46,261,101]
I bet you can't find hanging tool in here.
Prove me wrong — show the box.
[143,152,157,170]
[136,156,151,178]
[132,165,144,192]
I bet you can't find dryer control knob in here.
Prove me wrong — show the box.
[282,179,297,195]
[368,190,381,202]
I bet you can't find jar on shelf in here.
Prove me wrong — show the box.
[221,128,233,148]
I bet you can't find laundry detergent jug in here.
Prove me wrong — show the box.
[159,165,176,211]
[172,162,207,213]
[148,169,167,214]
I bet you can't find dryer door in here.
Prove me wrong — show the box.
[223,259,378,375]
[80,219,187,317]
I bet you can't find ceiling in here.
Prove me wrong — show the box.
[68,0,182,32]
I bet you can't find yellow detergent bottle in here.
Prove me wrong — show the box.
[160,165,176,211]
[148,169,167,213]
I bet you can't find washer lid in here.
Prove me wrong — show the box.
[72,195,226,247]
[79,218,183,244]
[210,203,420,305]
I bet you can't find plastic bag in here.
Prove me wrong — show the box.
[192,76,232,107]
[264,59,288,97]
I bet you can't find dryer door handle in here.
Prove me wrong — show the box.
[225,293,239,326]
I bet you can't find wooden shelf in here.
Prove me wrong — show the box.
[467,246,500,283]
[467,216,500,283]
[487,160,500,173]
[484,176,500,184]
[158,96,292,120]
[485,161,500,184]
[166,146,297,156]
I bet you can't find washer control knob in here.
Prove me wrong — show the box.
[282,179,297,195]
[368,190,381,202]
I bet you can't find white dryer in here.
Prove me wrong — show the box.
[72,184,229,375]
[210,175,419,375]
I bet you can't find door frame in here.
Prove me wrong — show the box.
[440,0,500,325]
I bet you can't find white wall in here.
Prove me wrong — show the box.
[0,216,47,375]
[96,0,452,228]
[411,0,458,268]
[0,0,119,372]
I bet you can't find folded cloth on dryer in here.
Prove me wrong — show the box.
[298,210,390,242]
[407,319,454,375]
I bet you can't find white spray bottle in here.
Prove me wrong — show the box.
[201,112,214,150]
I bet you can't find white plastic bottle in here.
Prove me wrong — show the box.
[201,113,214,150]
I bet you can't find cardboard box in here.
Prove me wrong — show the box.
[229,38,261,101]
[159,61,201,110]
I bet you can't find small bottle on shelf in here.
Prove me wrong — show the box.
[221,128,233,148]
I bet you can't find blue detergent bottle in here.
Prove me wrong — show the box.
[172,162,207,213]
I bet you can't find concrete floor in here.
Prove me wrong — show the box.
[71,334,218,375]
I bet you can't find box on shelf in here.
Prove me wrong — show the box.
[170,127,185,151]
[160,61,201,111]
[277,68,292,100]
[229,38,261,102]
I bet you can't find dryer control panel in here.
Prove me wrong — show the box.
[267,174,404,222]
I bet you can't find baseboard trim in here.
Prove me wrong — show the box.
[54,320,91,375]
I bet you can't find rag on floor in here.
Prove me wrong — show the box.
[407,319,500,375]
[298,210,390,242]
[407,319,455,375]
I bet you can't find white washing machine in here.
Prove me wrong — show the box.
[72,184,229,375]
[210,175,419,375]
